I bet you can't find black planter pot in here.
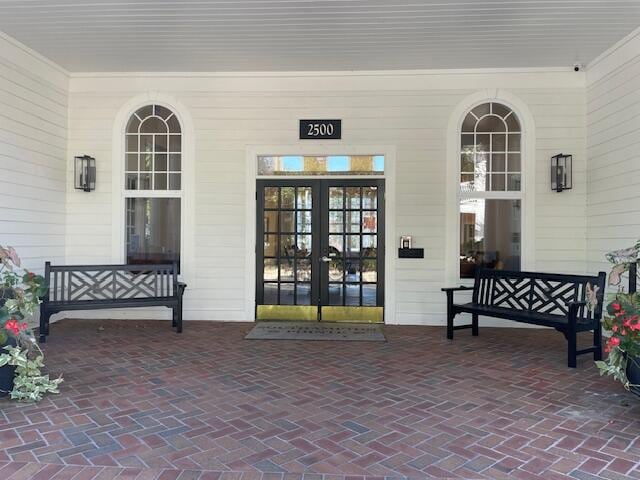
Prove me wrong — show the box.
[0,337,16,398]
[627,356,640,397]
[0,290,17,398]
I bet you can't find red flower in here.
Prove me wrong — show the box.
[612,303,622,311]
[5,319,20,335]
[609,337,621,347]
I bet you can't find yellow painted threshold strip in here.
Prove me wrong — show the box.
[256,305,318,321]
[320,306,384,324]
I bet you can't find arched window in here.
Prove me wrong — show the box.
[124,104,182,268]
[459,102,522,278]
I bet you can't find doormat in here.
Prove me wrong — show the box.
[245,321,386,342]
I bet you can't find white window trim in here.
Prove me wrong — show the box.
[445,89,536,285]
[112,92,195,288]
[245,144,397,324]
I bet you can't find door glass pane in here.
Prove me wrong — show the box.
[280,211,295,232]
[362,259,377,282]
[345,284,360,306]
[296,187,312,209]
[345,211,360,233]
[264,283,278,304]
[264,235,277,257]
[125,198,181,269]
[264,187,279,208]
[345,261,361,282]
[280,187,295,209]
[329,259,344,281]
[297,259,311,282]
[459,199,521,278]
[280,284,294,305]
[264,259,278,281]
[297,211,312,232]
[362,235,377,257]
[362,187,377,209]
[346,187,361,209]
[280,235,295,256]
[280,261,294,281]
[346,235,360,257]
[329,212,343,232]
[296,284,311,305]
[363,284,376,306]
[329,235,343,256]
[296,235,312,256]
[329,284,343,305]
[264,211,278,232]
[329,187,343,208]
[362,212,377,233]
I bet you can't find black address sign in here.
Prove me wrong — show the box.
[299,119,341,139]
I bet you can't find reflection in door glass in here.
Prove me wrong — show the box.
[329,284,343,305]
[329,187,343,208]
[264,259,278,281]
[346,284,360,306]
[346,187,361,209]
[296,187,312,209]
[264,187,278,208]
[362,187,378,208]
[280,187,295,209]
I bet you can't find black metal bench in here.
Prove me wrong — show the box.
[39,262,186,343]
[442,268,607,367]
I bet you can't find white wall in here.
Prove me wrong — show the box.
[586,27,640,279]
[65,69,587,325]
[0,32,68,272]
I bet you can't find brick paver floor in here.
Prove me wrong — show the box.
[1,319,639,479]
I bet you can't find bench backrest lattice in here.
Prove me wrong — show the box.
[45,263,178,304]
[473,269,604,322]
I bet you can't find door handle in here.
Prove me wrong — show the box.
[320,256,331,263]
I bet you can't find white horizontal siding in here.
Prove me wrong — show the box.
[586,28,640,281]
[0,33,68,272]
[64,70,587,325]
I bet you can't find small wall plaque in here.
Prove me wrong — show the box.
[399,248,424,259]
[299,119,341,139]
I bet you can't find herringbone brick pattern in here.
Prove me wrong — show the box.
[1,319,639,480]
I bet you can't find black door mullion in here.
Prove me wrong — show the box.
[312,182,323,314]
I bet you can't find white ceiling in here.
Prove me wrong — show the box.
[1,0,639,72]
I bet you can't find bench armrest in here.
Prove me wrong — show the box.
[177,282,187,296]
[441,286,474,293]
[567,301,586,308]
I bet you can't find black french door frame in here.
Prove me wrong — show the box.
[256,178,385,319]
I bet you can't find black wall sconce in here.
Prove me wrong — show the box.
[74,155,96,192]
[551,153,572,192]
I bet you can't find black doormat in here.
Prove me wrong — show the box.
[245,321,386,341]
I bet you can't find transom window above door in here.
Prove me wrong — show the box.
[258,155,384,176]
[125,104,182,191]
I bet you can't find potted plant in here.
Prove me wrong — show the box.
[0,246,63,401]
[596,241,640,395]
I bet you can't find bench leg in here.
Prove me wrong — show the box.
[446,292,454,340]
[593,324,602,361]
[39,310,51,343]
[173,306,183,334]
[567,327,577,368]
[472,313,479,336]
